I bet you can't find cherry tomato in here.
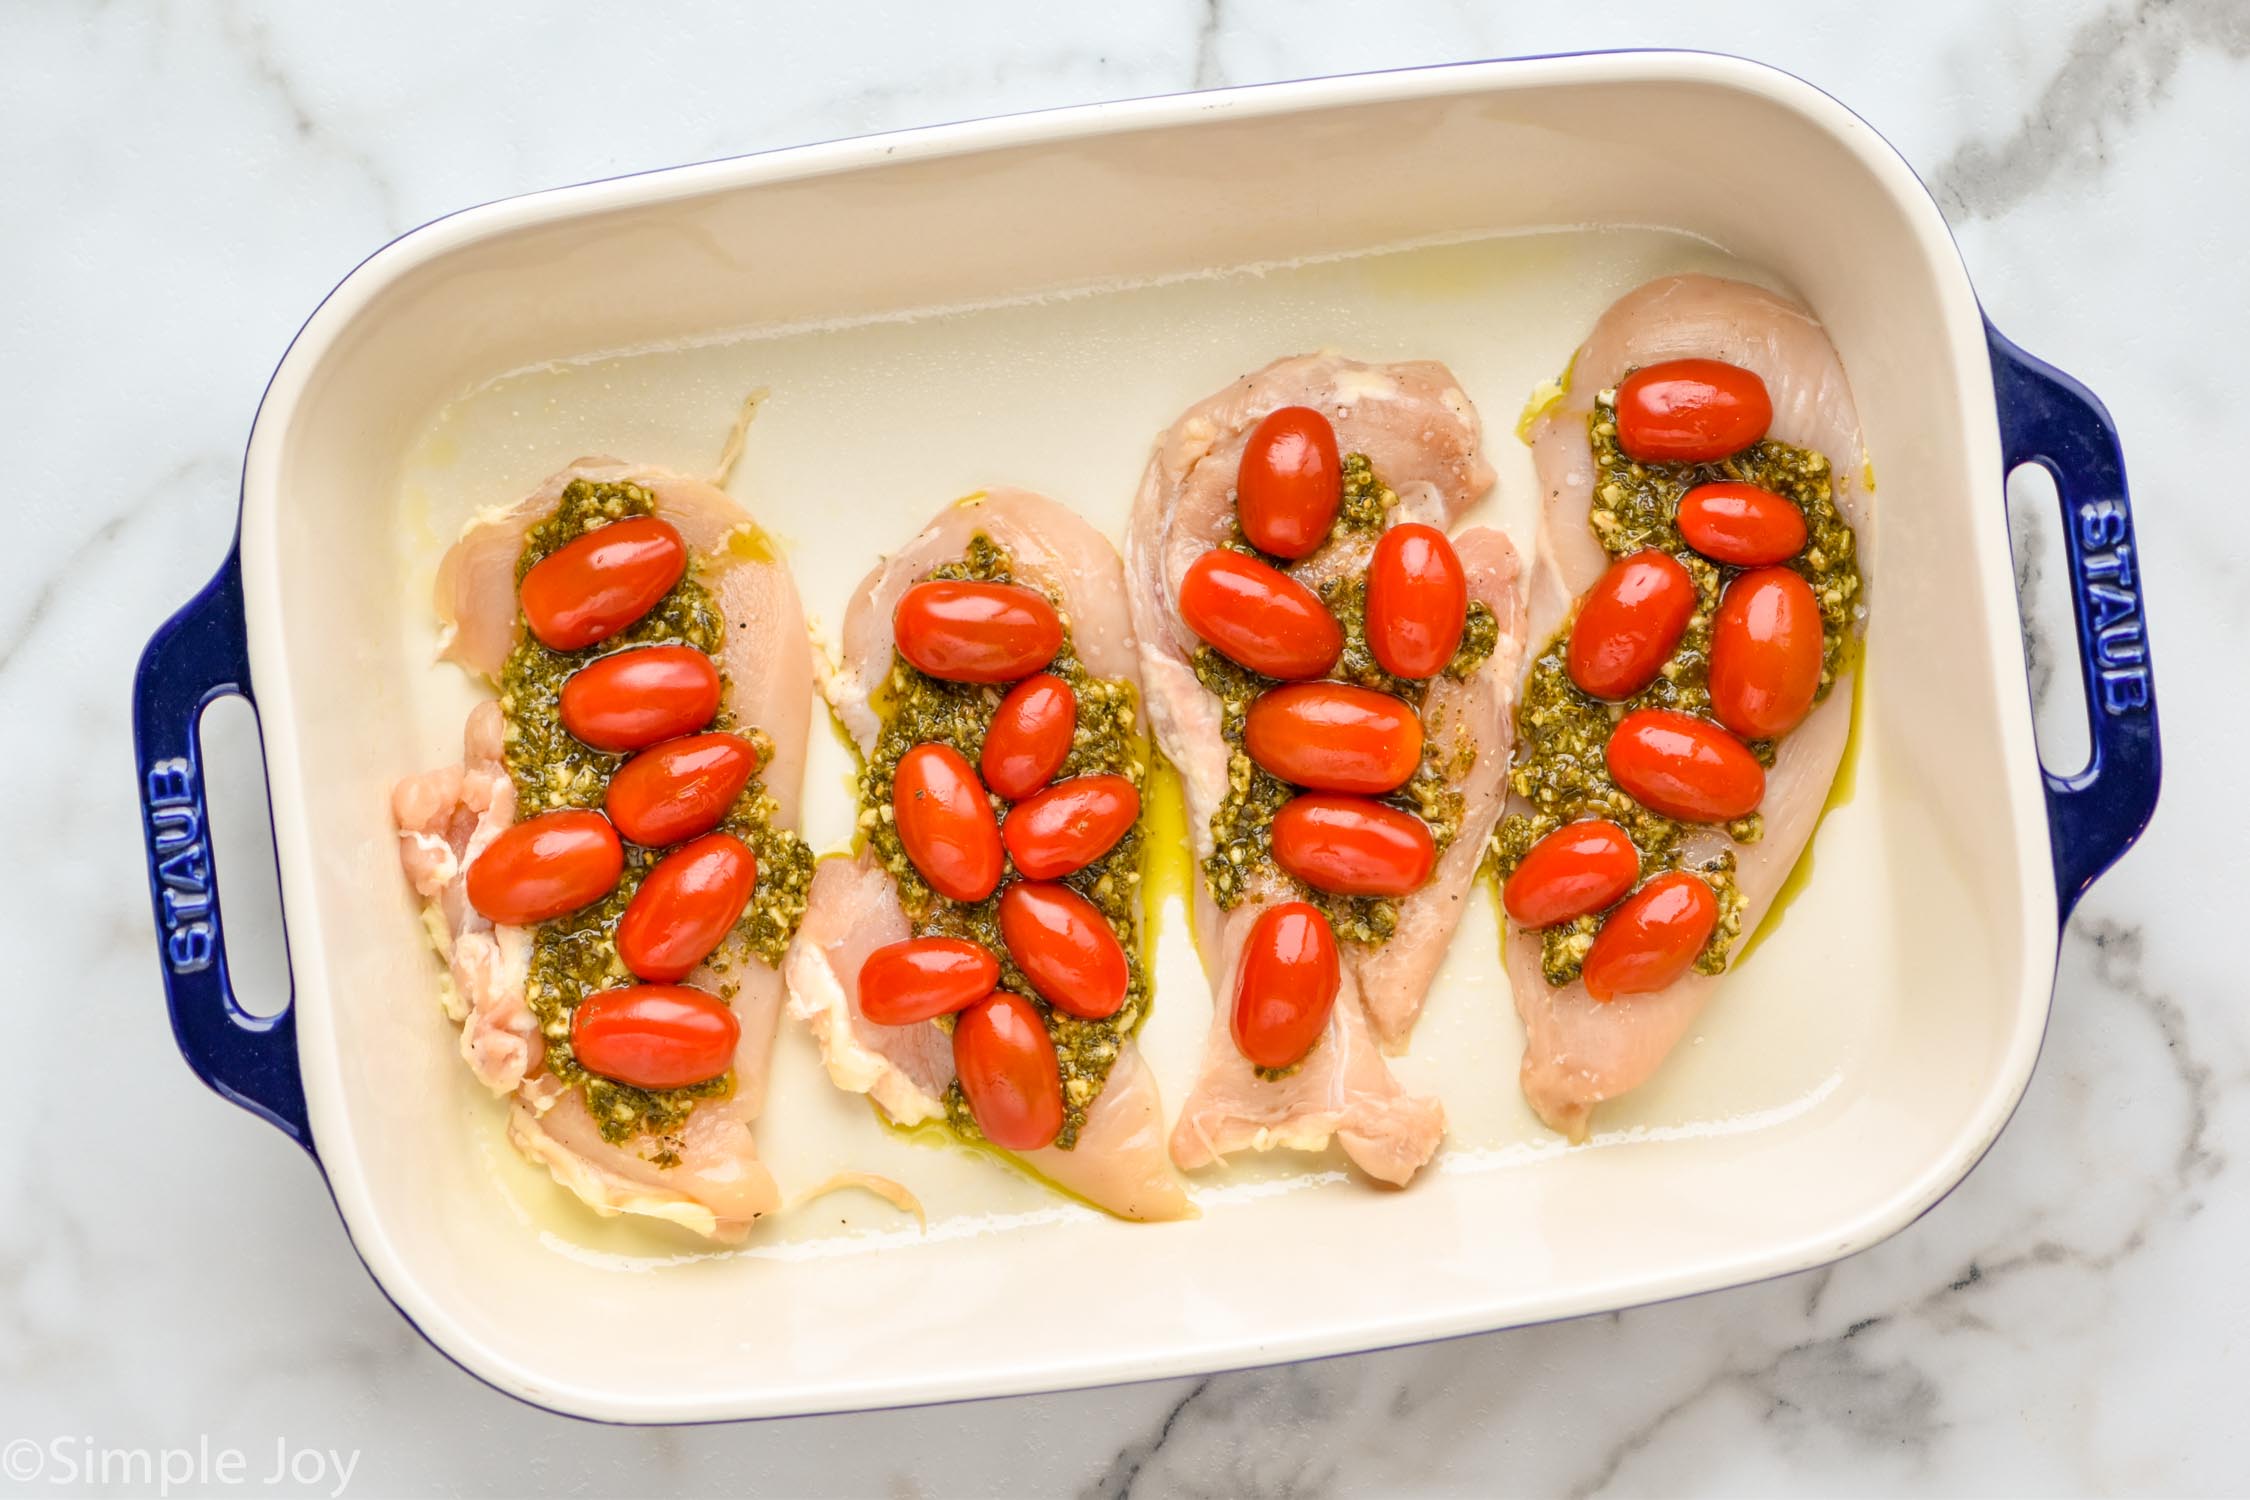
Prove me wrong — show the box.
[1501,819,1642,928]
[1236,405,1342,559]
[1567,550,1696,701]
[892,743,1005,902]
[1244,682,1423,794]
[519,516,687,652]
[1269,794,1436,897]
[1581,872,1719,1001]
[1178,549,1342,680]
[981,674,1077,801]
[1231,901,1339,1071]
[1365,523,1468,679]
[605,732,759,847]
[1677,481,1808,566]
[1615,359,1773,464]
[997,881,1129,1020]
[1002,774,1141,880]
[1708,567,1824,740]
[569,984,739,1089]
[465,809,623,926]
[952,991,1065,1151]
[614,833,757,983]
[893,579,1062,684]
[857,937,1001,1026]
[1605,709,1765,822]
[558,644,722,752]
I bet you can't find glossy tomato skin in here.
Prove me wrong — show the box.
[1605,709,1765,822]
[1231,901,1340,1070]
[997,881,1130,1020]
[1236,405,1342,559]
[519,516,688,652]
[570,984,739,1089]
[1567,550,1697,700]
[893,580,1063,684]
[981,674,1077,801]
[1244,683,1423,794]
[1502,819,1642,928]
[1178,549,1342,680]
[605,732,759,847]
[1269,795,1437,897]
[1615,359,1773,464]
[1581,873,1719,1001]
[1708,567,1824,739]
[558,644,722,752]
[1365,523,1469,678]
[953,991,1065,1150]
[465,809,623,926]
[857,937,1001,1026]
[1677,482,1808,566]
[614,833,757,983]
[891,743,1005,902]
[1001,774,1141,880]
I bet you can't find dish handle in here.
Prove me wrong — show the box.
[1987,323,2162,920]
[132,545,313,1153]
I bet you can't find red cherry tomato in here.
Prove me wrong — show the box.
[569,984,739,1089]
[1269,794,1436,898]
[1178,549,1342,680]
[1002,774,1141,880]
[997,881,1130,1020]
[1677,482,1808,566]
[1365,523,1469,679]
[1244,682,1423,794]
[981,674,1077,801]
[1237,405,1342,560]
[893,579,1063,684]
[1605,709,1764,822]
[519,516,687,652]
[558,644,722,753]
[857,937,1001,1026]
[1581,872,1719,1001]
[614,833,757,983]
[1501,819,1642,928]
[1708,567,1824,740]
[892,743,1005,902]
[1231,901,1339,1070]
[465,809,623,926]
[1615,359,1773,464]
[1567,550,1697,701]
[953,991,1064,1150]
[605,732,759,847]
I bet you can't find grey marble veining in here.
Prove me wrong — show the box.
[3,2,2245,1495]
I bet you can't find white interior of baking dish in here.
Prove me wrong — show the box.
[237,54,2057,1420]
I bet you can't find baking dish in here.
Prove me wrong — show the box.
[132,52,2159,1421]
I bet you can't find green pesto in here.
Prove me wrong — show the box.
[1335,452,1398,535]
[1191,488,1500,945]
[1490,394,1864,986]
[504,478,815,1148]
[858,534,1148,1151]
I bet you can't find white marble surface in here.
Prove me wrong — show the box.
[4,2,2245,1495]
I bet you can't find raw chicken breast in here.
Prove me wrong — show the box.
[394,458,812,1241]
[1513,275,1871,1138]
[1125,353,1524,1183]
[783,489,1191,1222]
[391,702,538,1093]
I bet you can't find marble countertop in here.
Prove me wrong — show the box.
[6,2,2244,1495]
